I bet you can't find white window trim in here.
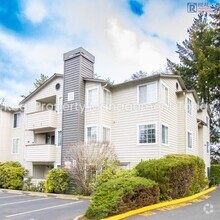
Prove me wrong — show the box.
[86,86,99,108]
[56,129,62,147]
[102,125,111,142]
[161,82,169,106]
[187,130,193,149]
[56,95,63,114]
[85,124,98,142]
[137,122,157,145]
[161,123,169,146]
[12,112,21,129]
[11,137,20,154]
[186,97,193,116]
[137,81,158,105]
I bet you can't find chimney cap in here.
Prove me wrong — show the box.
[63,47,95,63]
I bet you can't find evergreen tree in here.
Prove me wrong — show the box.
[167,9,220,143]
[34,74,49,89]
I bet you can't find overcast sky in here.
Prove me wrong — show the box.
[0,0,218,106]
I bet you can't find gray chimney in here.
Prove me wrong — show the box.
[61,47,95,166]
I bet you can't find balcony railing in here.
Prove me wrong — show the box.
[25,144,56,162]
[27,110,57,130]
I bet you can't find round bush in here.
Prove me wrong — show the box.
[0,161,27,190]
[45,168,70,193]
[136,154,207,200]
[85,177,159,220]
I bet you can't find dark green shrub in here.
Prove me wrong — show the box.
[22,177,45,192]
[210,164,220,185]
[136,154,207,200]
[45,168,70,193]
[95,165,137,188]
[0,161,27,190]
[85,177,159,220]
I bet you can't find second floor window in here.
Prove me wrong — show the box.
[103,90,111,107]
[12,138,20,154]
[161,84,168,105]
[13,113,20,128]
[187,98,192,115]
[87,126,97,142]
[138,82,157,104]
[138,124,156,144]
[87,88,98,107]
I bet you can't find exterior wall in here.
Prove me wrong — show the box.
[159,78,180,156]
[197,109,211,173]
[0,109,24,165]
[111,80,160,166]
[185,93,199,156]
[0,110,13,162]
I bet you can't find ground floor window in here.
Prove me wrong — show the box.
[138,123,156,144]
[187,131,192,148]
[162,125,169,145]
[87,126,97,142]
[103,127,110,142]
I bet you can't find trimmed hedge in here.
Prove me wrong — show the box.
[0,161,27,190]
[85,177,159,220]
[45,168,70,193]
[210,164,220,185]
[136,154,207,200]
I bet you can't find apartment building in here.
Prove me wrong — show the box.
[0,47,211,180]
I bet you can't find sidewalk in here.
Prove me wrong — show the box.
[0,188,91,201]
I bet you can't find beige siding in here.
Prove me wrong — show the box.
[111,81,160,165]
[159,79,179,156]
[185,93,198,156]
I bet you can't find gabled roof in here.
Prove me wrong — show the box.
[20,73,63,105]
[112,74,186,90]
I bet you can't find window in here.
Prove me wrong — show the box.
[187,132,192,148]
[206,116,209,129]
[87,88,98,107]
[87,126,97,142]
[12,138,20,154]
[103,90,111,107]
[206,141,210,153]
[138,82,157,104]
[58,131,62,146]
[161,84,168,105]
[187,98,192,115]
[103,127,110,142]
[162,125,168,145]
[138,124,156,144]
[57,96,63,113]
[13,113,20,128]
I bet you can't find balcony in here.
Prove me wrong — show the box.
[26,144,56,162]
[27,110,57,131]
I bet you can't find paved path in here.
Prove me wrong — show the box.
[0,192,89,220]
[126,187,220,220]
